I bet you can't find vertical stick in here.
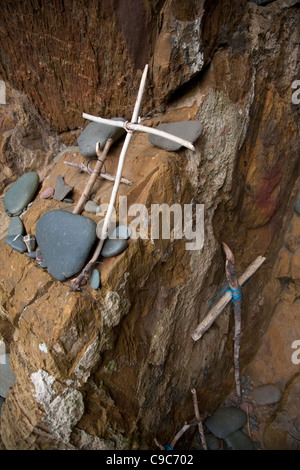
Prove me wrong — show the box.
[191,388,207,450]
[97,64,149,251]
[222,242,242,398]
[72,139,113,215]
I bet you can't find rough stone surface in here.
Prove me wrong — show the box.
[148,121,203,151]
[0,0,299,452]
[35,210,97,281]
[263,375,300,450]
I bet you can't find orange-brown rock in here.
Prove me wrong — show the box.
[0,0,300,451]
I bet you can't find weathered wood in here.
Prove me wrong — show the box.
[63,160,133,185]
[191,388,207,450]
[191,256,266,341]
[82,115,196,151]
[72,139,113,215]
[70,64,149,291]
[222,242,241,398]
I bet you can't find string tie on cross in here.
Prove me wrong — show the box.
[227,285,242,305]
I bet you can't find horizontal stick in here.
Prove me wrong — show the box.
[191,256,266,342]
[63,161,132,185]
[82,113,195,151]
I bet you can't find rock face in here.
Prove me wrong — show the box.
[0,0,299,451]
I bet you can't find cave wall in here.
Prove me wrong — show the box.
[0,0,299,450]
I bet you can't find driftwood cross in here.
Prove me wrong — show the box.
[71,64,196,291]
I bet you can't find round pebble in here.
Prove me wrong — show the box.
[40,187,54,199]
[101,238,129,258]
[205,407,247,439]
[239,401,254,414]
[90,269,100,290]
[252,384,282,405]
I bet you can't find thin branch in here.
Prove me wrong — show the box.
[222,242,241,398]
[191,388,207,450]
[63,161,132,185]
[72,139,113,215]
[82,114,196,151]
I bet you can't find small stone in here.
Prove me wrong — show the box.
[3,172,39,216]
[39,260,48,269]
[252,384,283,405]
[84,200,99,214]
[295,198,300,215]
[7,216,24,236]
[225,430,255,450]
[63,198,74,203]
[197,433,221,450]
[40,187,54,199]
[36,253,44,264]
[5,234,27,253]
[23,234,36,252]
[53,174,73,201]
[205,407,247,439]
[148,121,203,151]
[239,401,254,414]
[27,251,37,259]
[35,209,97,281]
[101,238,128,258]
[90,268,100,289]
[110,225,132,239]
[78,119,126,158]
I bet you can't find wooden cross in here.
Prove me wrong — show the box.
[70,64,196,291]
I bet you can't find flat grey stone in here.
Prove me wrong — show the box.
[53,175,73,201]
[252,384,282,405]
[35,209,97,281]
[101,238,128,258]
[84,200,99,214]
[148,121,203,151]
[205,407,247,439]
[78,118,126,158]
[225,430,255,450]
[27,251,37,259]
[7,216,25,236]
[63,198,74,203]
[90,268,100,289]
[3,172,39,216]
[110,225,131,239]
[5,234,27,253]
